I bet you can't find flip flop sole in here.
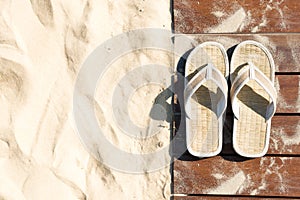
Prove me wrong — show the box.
[230,40,275,157]
[185,42,228,157]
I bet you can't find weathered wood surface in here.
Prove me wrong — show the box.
[174,156,300,196]
[173,116,300,156]
[172,35,300,198]
[174,34,300,72]
[172,1,300,198]
[174,0,300,33]
[173,75,300,114]
[173,196,291,200]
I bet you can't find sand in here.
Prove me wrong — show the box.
[0,0,172,199]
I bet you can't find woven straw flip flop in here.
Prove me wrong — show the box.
[230,40,277,157]
[185,42,229,157]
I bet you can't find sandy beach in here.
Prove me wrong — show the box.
[0,0,172,199]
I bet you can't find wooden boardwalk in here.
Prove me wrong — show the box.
[172,0,300,199]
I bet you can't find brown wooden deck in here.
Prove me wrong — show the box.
[172,0,300,199]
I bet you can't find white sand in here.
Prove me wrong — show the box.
[0,0,172,199]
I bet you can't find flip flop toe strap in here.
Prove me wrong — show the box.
[230,62,277,122]
[184,63,228,119]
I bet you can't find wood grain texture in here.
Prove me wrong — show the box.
[173,75,300,114]
[174,0,300,33]
[173,116,300,156]
[269,116,300,154]
[174,34,300,72]
[174,156,300,196]
[172,2,300,198]
[173,196,291,200]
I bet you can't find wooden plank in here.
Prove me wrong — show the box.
[173,115,300,156]
[269,116,300,155]
[174,0,300,33]
[173,196,285,200]
[221,115,300,155]
[173,75,300,114]
[224,115,300,155]
[173,75,300,156]
[174,34,300,72]
[276,75,300,113]
[173,156,300,196]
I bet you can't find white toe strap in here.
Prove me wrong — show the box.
[230,62,277,122]
[184,63,228,119]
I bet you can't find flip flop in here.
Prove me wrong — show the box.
[184,42,229,157]
[230,40,277,157]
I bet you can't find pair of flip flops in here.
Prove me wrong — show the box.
[184,40,277,158]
